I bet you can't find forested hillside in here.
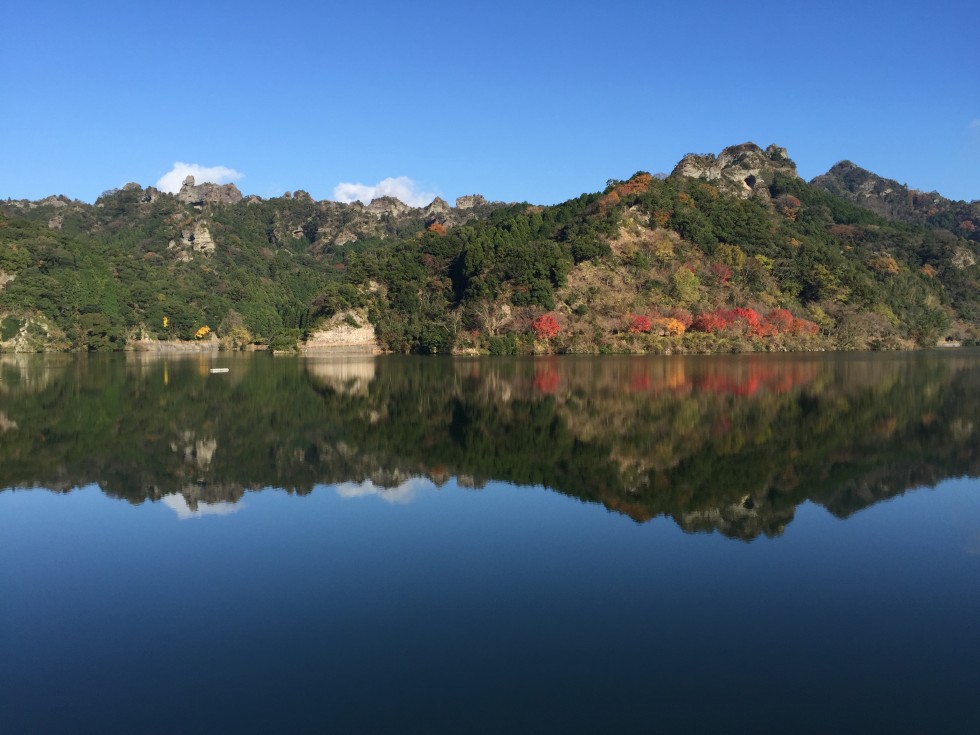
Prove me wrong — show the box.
[1,144,978,352]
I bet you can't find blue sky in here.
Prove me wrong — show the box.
[2,0,978,204]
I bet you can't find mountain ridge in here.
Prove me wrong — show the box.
[2,142,978,353]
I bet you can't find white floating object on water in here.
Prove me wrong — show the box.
[209,368,230,374]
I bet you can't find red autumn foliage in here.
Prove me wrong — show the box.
[765,308,795,333]
[792,318,819,336]
[627,315,652,333]
[691,307,819,338]
[729,307,761,331]
[711,262,732,285]
[531,314,561,340]
[692,311,728,333]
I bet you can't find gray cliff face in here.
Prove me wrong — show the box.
[671,143,798,199]
[177,176,243,206]
[455,194,488,209]
[366,196,414,218]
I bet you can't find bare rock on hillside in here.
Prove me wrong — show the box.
[177,176,243,206]
[672,143,798,199]
[455,194,488,209]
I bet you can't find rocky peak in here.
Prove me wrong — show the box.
[810,161,947,224]
[455,194,487,209]
[671,142,798,199]
[177,176,243,206]
[423,197,451,216]
[366,196,412,218]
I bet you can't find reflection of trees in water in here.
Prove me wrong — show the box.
[1,352,979,539]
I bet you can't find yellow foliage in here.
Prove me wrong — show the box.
[194,325,211,339]
[652,317,686,336]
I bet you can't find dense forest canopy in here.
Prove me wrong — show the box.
[2,144,978,353]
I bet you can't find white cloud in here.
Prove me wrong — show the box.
[156,162,244,194]
[160,493,243,520]
[332,176,436,207]
[333,477,435,504]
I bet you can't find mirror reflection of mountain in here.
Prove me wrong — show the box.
[1,351,978,539]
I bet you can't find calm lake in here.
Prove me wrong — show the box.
[2,351,979,733]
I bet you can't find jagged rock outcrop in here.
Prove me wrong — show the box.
[177,176,242,206]
[671,143,798,199]
[168,221,215,261]
[455,194,488,209]
[366,196,413,218]
[423,196,451,217]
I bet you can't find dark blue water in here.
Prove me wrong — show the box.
[2,353,979,733]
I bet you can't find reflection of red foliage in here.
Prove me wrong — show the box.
[630,371,652,392]
[534,369,560,394]
[692,361,818,397]
[531,314,561,340]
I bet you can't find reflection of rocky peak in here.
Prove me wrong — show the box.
[672,143,798,199]
[177,176,243,206]
[304,355,378,393]
[676,494,795,540]
[171,431,218,469]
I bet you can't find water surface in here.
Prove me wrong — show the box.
[2,352,979,733]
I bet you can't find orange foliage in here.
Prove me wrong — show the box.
[869,255,900,275]
[651,210,671,227]
[611,173,653,198]
[427,222,447,236]
[667,308,693,329]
